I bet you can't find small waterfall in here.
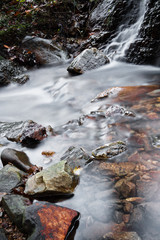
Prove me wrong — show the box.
[105,0,147,61]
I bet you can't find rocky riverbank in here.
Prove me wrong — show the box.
[0,84,160,239]
[0,0,160,239]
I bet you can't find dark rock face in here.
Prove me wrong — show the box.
[0,165,25,193]
[90,0,139,30]
[0,229,7,240]
[1,148,33,172]
[67,48,109,74]
[0,120,47,147]
[23,201,79,240]
[126,0,160,66]
[87,0,160,67]
[60,146,90,169]
[0,60,29,87]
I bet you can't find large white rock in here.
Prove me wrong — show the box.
[67,48,109,74]
[24,160,78,195]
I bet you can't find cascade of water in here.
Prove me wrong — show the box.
[104,0,147,61]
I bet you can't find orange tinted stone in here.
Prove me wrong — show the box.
[93,85,159,103]
[23,202,79,240]
[38,204,79,240]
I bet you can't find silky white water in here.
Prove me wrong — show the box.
[105,0,147,60]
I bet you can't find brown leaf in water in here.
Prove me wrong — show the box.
[41,151,55,157]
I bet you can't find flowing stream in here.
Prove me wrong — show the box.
[1,0,160,239]
[105,0,147,61]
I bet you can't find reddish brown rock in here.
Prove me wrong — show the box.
[92,85,159,103]
[98,161,155,179]
[23,201,79,240]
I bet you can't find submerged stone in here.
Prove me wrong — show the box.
[92,141,127,159]
[0,120,47,147]
[1,148,33,172]
[98,162,136,177]
[87,199,116,223]
[0,229,7,240]
[67,48,109,74]
[129,202,160,238]
[23,201,79,240]
[24,160,79,196]
[0,164,25,193]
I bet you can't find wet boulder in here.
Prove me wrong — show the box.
[60,146,90,169]
[67,48,109,74]
[22,36,68,65]
[0,164,25,193]
[92,141,127,160]
[23,201,79,240]
[115,179,136,198]
[0,120,47,147]
[1,148,34,172]
[0,60,29,87]
[1,195,79,240]
[24,160,79,196]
